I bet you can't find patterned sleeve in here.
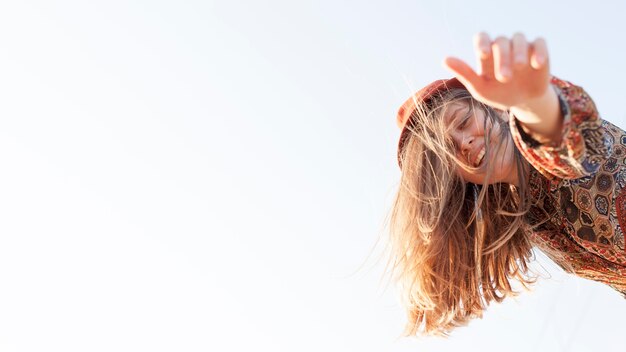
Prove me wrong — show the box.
[509,77,610,180]
[530,230,626,297]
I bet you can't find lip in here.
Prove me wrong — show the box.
[470,144,485,167]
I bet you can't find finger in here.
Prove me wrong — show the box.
[530,37,549,70]
[492,36,512,82]
[442,56,481,92]
[511,32,529,70]
[473,32,494,78]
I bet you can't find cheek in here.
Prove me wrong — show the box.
[484,119,501,140]
[494,134,516,164]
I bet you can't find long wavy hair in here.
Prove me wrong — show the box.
[386,88,538,336]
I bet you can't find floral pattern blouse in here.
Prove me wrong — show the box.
[510,76,626,296]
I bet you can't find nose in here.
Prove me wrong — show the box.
[461,135,474,156]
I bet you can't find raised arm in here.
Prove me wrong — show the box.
[443,32,609,179]
[443,32,562,144]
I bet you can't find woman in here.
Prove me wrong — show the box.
[388,32,626,336]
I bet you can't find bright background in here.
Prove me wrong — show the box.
[0,1,624,351]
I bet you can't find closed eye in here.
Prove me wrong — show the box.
[458,114,471,129]
[459,118,469,129]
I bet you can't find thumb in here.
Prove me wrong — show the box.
[442,57,481,92]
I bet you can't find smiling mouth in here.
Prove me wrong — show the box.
[474,147,486,167]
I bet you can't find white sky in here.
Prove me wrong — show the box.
[0,1,625,351]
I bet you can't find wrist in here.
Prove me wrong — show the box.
[510,84,563,144]
[510,83,556,115]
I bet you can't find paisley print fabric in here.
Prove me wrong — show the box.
[510,77,626,295]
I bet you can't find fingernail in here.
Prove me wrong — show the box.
[480,45,490,56]
[536,55,545,66]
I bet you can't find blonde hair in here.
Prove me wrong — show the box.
[386,88,537,336]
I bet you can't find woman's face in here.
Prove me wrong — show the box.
[444,101,519,186]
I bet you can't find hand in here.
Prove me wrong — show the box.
[442,32,551,111]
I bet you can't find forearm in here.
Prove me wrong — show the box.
[510,84,563,145]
